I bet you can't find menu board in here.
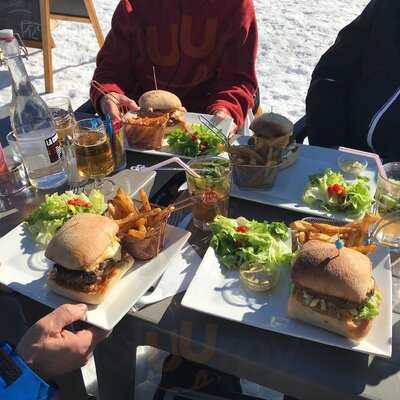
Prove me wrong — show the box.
[0,0,42,43]
[50,0,89,19]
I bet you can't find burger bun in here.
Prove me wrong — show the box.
[288,291,373,341]
[249,112,293,139]
[138,90,183,112]
[45,214,119,271]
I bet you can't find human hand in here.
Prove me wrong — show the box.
[100,92,139,122]
[213,108,237,137]
[16,304,110,380]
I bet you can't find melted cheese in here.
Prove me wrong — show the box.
[84,239,121,271]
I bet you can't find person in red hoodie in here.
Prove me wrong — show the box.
[90,0,258,132]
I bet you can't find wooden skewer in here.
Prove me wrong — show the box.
[153,66,158,90]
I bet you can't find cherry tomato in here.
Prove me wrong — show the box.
[235,225,248,233]
[191,134,198,141]
[67,198,91,208]
[327,183,346,197]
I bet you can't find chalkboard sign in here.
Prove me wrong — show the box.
[51,0,89,19]
[0,0,42,43]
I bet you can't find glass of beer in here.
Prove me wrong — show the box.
[73,118,115,195]
[46,96,75,144]
[186,156,231,231]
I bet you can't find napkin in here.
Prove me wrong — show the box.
[130,244,202,312]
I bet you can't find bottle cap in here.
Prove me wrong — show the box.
[0,30,14,41]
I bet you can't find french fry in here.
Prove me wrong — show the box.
[149,206,174,227]
[308,232,334,243]
[290,220,319,232]
[134,217,147,229]
[116,208,164,232]
[127,229,146,240]
[349,244,377,255]
[107,202,117,219]
[298,232,306,244]
[138,224,147,233]
[113,188,139,217]
[312,223,354,235]
[139,188,152,212]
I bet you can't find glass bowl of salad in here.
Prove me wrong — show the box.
[239,261,280,292]
[337,155,368,176]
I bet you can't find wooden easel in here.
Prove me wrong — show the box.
[25,0,104,93]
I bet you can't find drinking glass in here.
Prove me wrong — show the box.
[13,124,67,189]
[372,162,400,276]
[186,156,231,231]
[6,131,21,159]
[46,96,75,144]
[73,118,115,195]
[0,150,29,196]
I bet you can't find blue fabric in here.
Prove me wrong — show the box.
[0,342,57,400]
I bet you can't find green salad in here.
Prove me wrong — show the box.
[210,216,292,271]
[302,168,372,217]
[25,190,106,247]
[166,124,225,157]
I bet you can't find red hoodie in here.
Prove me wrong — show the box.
[91,0,258,128]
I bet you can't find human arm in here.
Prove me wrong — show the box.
[207,0,258,129]
[90,0,139,120]
[16,304,109,380]
[306,0,378,147]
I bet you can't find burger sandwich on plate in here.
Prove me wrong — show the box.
[288,240,382,341]
[45,214,134,305]
[124,90,186,149]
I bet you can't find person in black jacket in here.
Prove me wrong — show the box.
[306,0,400,163]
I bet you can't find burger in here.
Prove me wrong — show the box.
[138,89,186,130]
[288,240,382,341]
[124,90,186,149]
[249,112,293,141]
[248,112,293,160]
[45,214,134,305]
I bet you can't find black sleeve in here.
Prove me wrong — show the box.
[306,0,378,147]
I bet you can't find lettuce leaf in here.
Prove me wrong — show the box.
[356,291,382,320]
[25,189,106,247]
[166,124,225,157]
[210,216,292,271]
[302,168,372,217]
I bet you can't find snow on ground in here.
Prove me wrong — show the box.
[0,0,369,123]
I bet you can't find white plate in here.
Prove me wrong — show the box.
[230,144,379,222]
[182,245,392,358]
[0,224,191,330]
[126,112,234,159]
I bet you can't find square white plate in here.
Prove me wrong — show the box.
[182,245,392,358]
[0,224,191,330]
[126,112,233,159]
[230,144,379,222]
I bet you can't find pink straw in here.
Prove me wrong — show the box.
[139,157,201,178]
[0,144,8,173]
